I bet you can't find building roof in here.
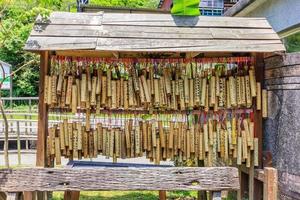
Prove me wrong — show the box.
[224,0,265,17]
[80,4,169,14]
[24,11,285,53]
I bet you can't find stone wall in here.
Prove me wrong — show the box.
[264,53,300,200]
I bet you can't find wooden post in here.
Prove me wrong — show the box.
[263,167,277,200]
[64,191,80,200]
[159,191,166,200]
[248,154,254,200]
[35,51,49,200]
[16,121,21,166]
[36,51,49,167]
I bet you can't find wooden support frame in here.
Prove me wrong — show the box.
[0,167,239,192]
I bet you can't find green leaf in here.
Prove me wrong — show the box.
[171,0,201,16]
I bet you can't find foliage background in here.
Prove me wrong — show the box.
[0,0,157,97]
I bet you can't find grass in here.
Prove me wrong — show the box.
[53,191,198,200]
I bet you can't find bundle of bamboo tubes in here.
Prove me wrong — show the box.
[45,56,266,114]
[47,114,259,168]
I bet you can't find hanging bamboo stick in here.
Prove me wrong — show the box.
[55,137,61,165]
[262,89,268,118]
[249,67,257,97]
[256,82,262,110]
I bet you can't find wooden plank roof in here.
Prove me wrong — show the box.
[24,11,285,53]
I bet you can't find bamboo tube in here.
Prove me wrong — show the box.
[186,129,190,159]
[229,76,237,107]
[169,122,174,149]
[220,129,225,159]
[55,137,61,165]
[110,129,115,157]
[174,127,178,154]
[101,76,107,105]
[57,74,63,95]
[199,129,204,160]
[102,128,106,156]
[236,76,242,106]
[77,123,82,151]
[124,80,129,109]
[63,119,69,147]
[119,79,123,108]
[249,68,257,97]
[208,119,213,146]
[240,76,246,106]
[226,79,231,109]
[107,69,112,97]
[203,123,209,152]
[179,79,185,110]
[85,109,91,131]
[141,75,151,103]
[121,130,126,159]
[130,129,135,158]
[184,76,189,104]
[105,129,110,157]
[132,69,140,93]
[71,85,77,113]
[205,85,209,112]
[76,79,81,108]
[256,82,262,110]
[47,76,52,105]
[254,138,259,166]
[156,137,161,164]
[159,77,166,106]
[210,76,216,105]
[216,75,220,97]
[96,69,101,95]
[142,122,148,150]
[59,123,65,150]
[216,123,221,152]
[51,75,58,105]
[175,79,180,96]
[231,116,237,145]
[87,69,92,93]
[237,137,242,165]
[171,81,177,109]
[152,122,157,148]
[81,130,87,158]
[243,119,251,148]
[93,129,98,157]
[194,75,200,105]
[158,121,165,148]
[146,122,152,153]
[249,122,254,150]
[200,78,207,106]
[150,68,154,95]
[226,120,232,149]
[91,76,97,106]
[219,78,225,107]
[81,74,87,104]
[262,89,268,118]
[125,122,130,151]
[242,130,248,159]
[138,78,146,104]
[245,75,252,107]
[97,123,102,151]
[67,123,73,150]
[88,131,94,158]
[44,75,49,104]
[49,127,55,155]
[246,148,251,168]
[224,130,228,161]
[188,79,193,108]
[154,79,160,106]
[73,129,78,159]
[135,127,140,155]
[165,70,171,95]
[190,126,195,153]
[111,80,117,109]
[61,78,67,107]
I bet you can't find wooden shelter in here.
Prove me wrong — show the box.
[0,11,285,200]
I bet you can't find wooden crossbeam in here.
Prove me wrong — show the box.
[0,167,239,192]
